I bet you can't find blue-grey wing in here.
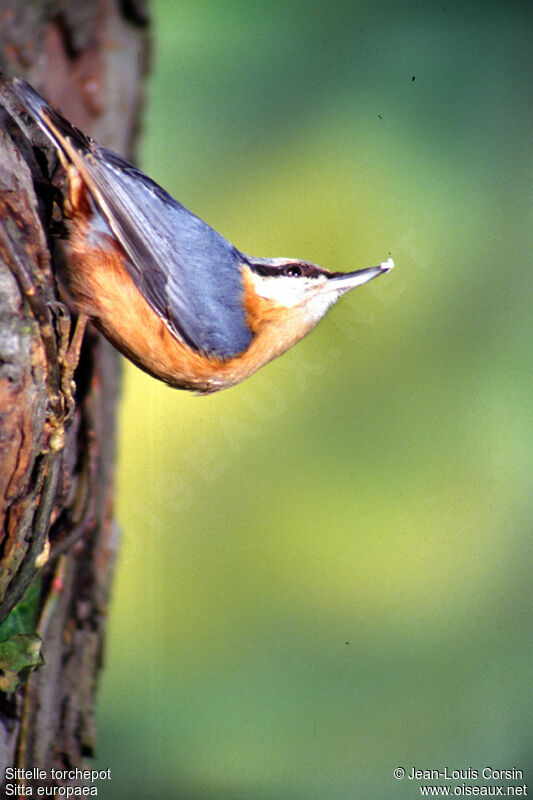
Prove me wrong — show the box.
[11,78,252,360]
[78,147,253,359]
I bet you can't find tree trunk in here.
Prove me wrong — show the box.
[0,0,149,789]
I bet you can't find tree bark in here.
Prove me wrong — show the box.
[0,0,149,788]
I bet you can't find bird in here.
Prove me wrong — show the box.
[10,78,393,394]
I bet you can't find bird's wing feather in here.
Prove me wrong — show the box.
[12,80,253,359]
[71,146,253,358]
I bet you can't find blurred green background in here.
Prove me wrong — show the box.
[95,1,533,797]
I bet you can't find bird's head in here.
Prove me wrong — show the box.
[242,255,394,335]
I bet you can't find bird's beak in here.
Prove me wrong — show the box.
[328,257,394,294]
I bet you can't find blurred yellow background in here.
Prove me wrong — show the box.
[95,1,533,797]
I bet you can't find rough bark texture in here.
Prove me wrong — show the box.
[0,0,149,788]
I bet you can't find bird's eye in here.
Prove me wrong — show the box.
[285,265,302,277]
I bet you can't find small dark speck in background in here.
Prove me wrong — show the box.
[411,75,416,81]
[378,114,382,119]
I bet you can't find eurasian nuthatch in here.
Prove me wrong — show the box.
[12,79,393,394]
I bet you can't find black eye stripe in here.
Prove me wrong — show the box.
[250,261,323,279]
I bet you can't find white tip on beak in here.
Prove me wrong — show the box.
[380,257,394,271]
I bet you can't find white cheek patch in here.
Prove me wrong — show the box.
[250,272,339,325]
[250,273,309,307]
[301,291,340,325]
